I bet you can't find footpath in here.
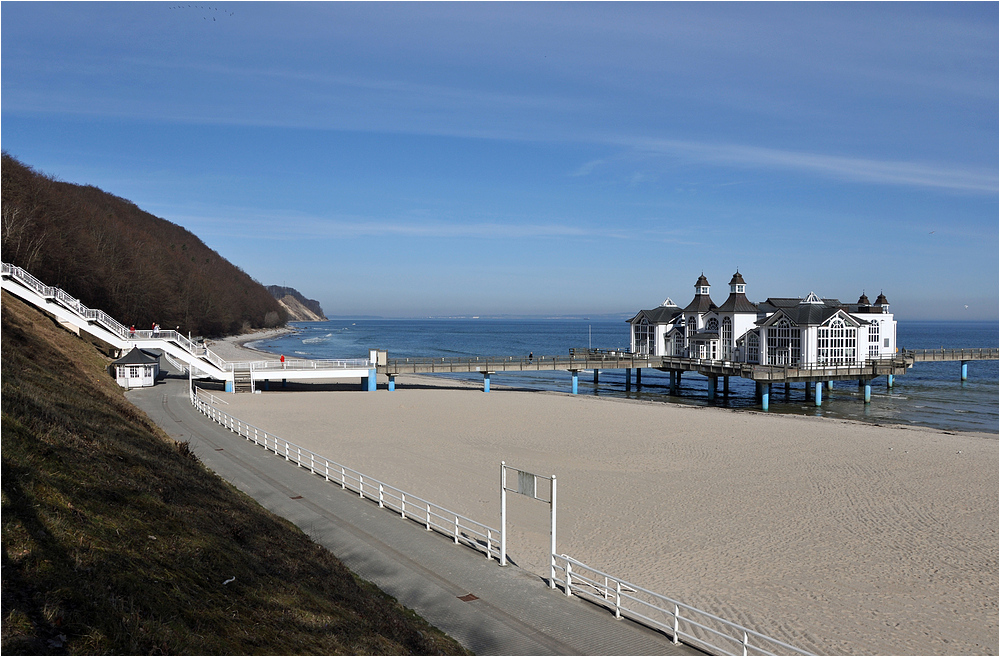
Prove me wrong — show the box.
[127,371,702,656]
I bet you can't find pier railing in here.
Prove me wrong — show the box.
[902,347,998,362]
[552,554,811,656]
[191,388,501,560]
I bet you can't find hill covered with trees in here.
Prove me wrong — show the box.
[1,153,286,337]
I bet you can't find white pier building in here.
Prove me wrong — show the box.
[628,271,897,366]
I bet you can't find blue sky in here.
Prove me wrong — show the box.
[2,2,997,319]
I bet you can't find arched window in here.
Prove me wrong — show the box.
[766,318,800,365]
[746,331,759,363]
[818,316,857,364]
[721,317,733,359]
[673,331,684,356]
[706,318,719,331]
[633,318,654,356]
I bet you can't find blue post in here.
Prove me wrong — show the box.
[483,372,491,393]
[815,381,822,406]
[225,380,233,393]
[388,375,396,392]
[367,369,377,392]
[707,375,716,400]
[887,374,894,389]
[961,361,968,381]
[761,382,770,411]
[571,371,579,395]
[827,380,834,390]
[864,382,871,404]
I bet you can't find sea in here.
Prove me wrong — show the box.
[247,319,999,435]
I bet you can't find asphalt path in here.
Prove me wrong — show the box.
[126,370,702,656]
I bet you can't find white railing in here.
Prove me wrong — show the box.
[2,261,227,364]
[553,555,812,656]
[161,351,188,374]
[191,389,501,561]
[251,358,371,372]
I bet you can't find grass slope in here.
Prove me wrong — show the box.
[1,292,469,655]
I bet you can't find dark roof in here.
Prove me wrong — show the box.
[729,271,746,286]
[874,292,889,305]
[716,293,758,313]
[857,293,871,305]
[682,294,717,314]
[757,297,843,314]
[757,306,863,327]
[628,306,683,325]
[694,273,710,287]
[113,347,159,366]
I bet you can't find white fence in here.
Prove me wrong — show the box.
[553,555,811,656]
[190,388,813,656]
[191,388,501,560]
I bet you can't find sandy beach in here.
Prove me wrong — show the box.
[201,338,998,655]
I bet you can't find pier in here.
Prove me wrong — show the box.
[378,347,997,410]
[3,260,996,411]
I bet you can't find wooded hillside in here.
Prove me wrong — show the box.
[1,153,287,337]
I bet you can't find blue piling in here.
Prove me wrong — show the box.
[388,375,396,392]
[707,375,716,400]
[571,371,579,395]
[815,381,822,406]
[961,361,968,381]
[887,374,894,389]
[483,372,491,393]
[761,382,770,411]
[864,382,872,403]
[225,380,233,393]
[365,369,377,392]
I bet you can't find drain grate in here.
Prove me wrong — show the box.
[457,594,478,602]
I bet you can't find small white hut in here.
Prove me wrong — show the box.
[112,347,160,388]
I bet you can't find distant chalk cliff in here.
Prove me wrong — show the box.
[266,286,327,322]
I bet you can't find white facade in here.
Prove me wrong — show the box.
[629,273,896,366]
[112,347,160,388]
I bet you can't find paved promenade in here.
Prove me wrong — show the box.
[127,371,702,656]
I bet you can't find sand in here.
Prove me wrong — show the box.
[200,339,998,655]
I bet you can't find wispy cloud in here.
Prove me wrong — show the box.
[161,206,697,245]
[616,138,998,193]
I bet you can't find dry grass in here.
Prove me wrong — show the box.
[1,291,469,655]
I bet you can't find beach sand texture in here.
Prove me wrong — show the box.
[210,371,998,657]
